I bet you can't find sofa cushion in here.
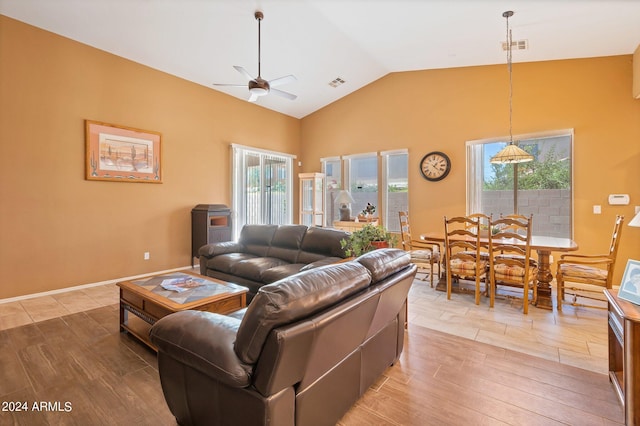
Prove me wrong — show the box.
[208,252,258,274]
[297,227,348,264]
[231,257,290,282]
[234,262,372,364]
[356,249,411,284]
[239,224,278,257]
[267,225,308,263]
[261,264,306,284]
[299,257,344,272]
[198,240,243,257]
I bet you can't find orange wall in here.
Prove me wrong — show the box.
[301,56,640,284]
[2,15,640,299]
[0,16,300,299]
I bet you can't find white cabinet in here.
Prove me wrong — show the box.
[299,173,325,227]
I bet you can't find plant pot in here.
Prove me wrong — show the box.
[371,241,389,250]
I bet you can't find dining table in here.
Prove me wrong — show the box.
[420,232,579,310]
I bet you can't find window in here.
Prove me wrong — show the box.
[381,150,408,232]
[232,144,294,238]
[322,150,408,231]
[466,130,573,238]
[345,152,379,223]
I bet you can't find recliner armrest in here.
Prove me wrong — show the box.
[149,310,252,388]
[198,241,243,258]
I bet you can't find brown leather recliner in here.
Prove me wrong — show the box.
[150,248,416,426]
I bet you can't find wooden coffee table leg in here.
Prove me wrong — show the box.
[119,289,126,332]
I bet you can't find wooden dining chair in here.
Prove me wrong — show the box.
[496,213,538,266]
[488,215,537,314]
[556,215,624,310]
[466,213,491,233]
[398,211,441,286]
[444,216,488,305]
[466,213,492,260]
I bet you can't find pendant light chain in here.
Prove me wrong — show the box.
[490,11,533,165]
[506,11,514,144]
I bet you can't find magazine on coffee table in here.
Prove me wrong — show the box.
[161,276,205,293]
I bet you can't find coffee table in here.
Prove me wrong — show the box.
[117,270,248,350]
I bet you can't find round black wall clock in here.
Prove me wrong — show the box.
[419,151,451,181]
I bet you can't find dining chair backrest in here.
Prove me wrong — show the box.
[488,214,535,313]
[445,215,482,258]
[608,215,624,259]
[465,213,491,234]
[490,215,532,262]
[444,215,488,305]
[398,211,413,250]
[398,211,441,287]
[556,214,624,310]
[603,214,625,285]
[499,213,532,236]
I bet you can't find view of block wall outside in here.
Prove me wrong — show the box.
[481,189,571,238]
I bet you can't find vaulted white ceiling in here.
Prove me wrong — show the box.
[2,0,640,118]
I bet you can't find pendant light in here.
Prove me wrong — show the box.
[490,11,534,165]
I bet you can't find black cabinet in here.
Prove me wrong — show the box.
[191,204,232,266]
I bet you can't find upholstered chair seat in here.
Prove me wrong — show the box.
[450,258,488,276]
[559,263,608,281]
[556,215,624,310]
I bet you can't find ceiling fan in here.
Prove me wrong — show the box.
[214,11,297,102]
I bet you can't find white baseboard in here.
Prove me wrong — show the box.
[0,265,196,305]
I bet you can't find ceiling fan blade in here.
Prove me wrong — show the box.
[248,92,259,102]
[212,83,247,87]
[268,74,297,88]
[270,88,297,101]
[234,66,255,81]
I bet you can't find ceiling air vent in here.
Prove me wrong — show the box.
[502,39,528,51]
[328,77,346,88]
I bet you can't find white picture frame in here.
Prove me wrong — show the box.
[618,259,640,305]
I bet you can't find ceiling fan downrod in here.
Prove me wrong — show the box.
[255,11,263,79]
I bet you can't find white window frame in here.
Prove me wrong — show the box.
[466,129,574,238]
[321,156,342,227]
[321,150,409,230]
[344,152,379,222]
[381,149,408,232]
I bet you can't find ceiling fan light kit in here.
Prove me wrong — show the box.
[213,10,297,102]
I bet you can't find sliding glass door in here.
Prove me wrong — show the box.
[232,145,293,237]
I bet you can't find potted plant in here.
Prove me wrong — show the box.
[340,224,398,257]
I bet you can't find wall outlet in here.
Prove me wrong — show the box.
[593,205,601,214]
[143,252,150,260]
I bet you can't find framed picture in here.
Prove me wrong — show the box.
[85,120,162,183]
[618,259,640,305]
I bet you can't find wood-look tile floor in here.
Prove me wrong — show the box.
[0,272,622,425]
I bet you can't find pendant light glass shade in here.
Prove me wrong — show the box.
[490,11,534,165]
[490,143,534,164]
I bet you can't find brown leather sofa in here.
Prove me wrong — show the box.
[198,224,350,301]
[150,248,416,426]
